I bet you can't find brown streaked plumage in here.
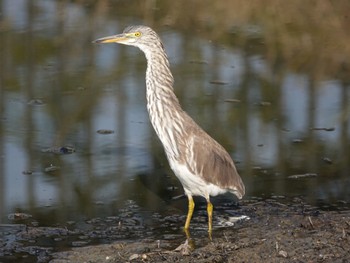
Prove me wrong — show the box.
[94,25,245,238]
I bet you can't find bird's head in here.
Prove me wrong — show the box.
[94,25,164,53]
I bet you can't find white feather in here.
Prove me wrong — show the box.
[170,162,228,200]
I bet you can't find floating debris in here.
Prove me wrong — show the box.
[22,170,33,175]
[27,99,45,106]
[97,129,115,134]
[281,128,291,132]
[257,101,272,106]
[8,213,32,221]
[292,139,304,144]
[209,80,229,85]
[322,157,333,164]
[44,165,60,173]
[288,173,318,179]
[224,98,241,103]
[166,186,178,191]
[310,127,335,132]
[188,60,208,64]
[41,146,75,154]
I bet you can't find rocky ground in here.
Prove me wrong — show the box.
[1,198,349,263]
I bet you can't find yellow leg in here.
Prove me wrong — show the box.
[207,201,213,240]
[184,195,194,232]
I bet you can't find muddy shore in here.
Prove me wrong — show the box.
[1,199,349,263]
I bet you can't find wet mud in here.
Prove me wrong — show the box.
[1,199,349,263]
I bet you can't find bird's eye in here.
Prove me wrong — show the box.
[134,32,142,37]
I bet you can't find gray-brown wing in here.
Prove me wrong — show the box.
[185,132,245,198]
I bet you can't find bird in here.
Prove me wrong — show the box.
[94,25,245,238]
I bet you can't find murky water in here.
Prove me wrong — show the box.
[1,0,349,232]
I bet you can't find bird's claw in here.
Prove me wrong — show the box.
[174,238,195,255]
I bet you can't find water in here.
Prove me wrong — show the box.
[0,0,349,228]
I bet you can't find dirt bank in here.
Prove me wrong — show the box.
[1,199,349,262]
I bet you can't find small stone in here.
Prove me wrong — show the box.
[278,250,288,258]
[129,254,139,260]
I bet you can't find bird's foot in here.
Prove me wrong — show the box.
[174,238,195,255]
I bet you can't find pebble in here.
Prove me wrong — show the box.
[278,250,288,258]
[129,254,139,260]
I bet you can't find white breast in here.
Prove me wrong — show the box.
[170,161,228,199]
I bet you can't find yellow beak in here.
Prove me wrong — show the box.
[93,33,127,44]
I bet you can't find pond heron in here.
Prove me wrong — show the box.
[94,25,245,238]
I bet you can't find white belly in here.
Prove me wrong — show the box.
[170,161,227,199]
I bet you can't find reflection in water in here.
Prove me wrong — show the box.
[0,0,349,226]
